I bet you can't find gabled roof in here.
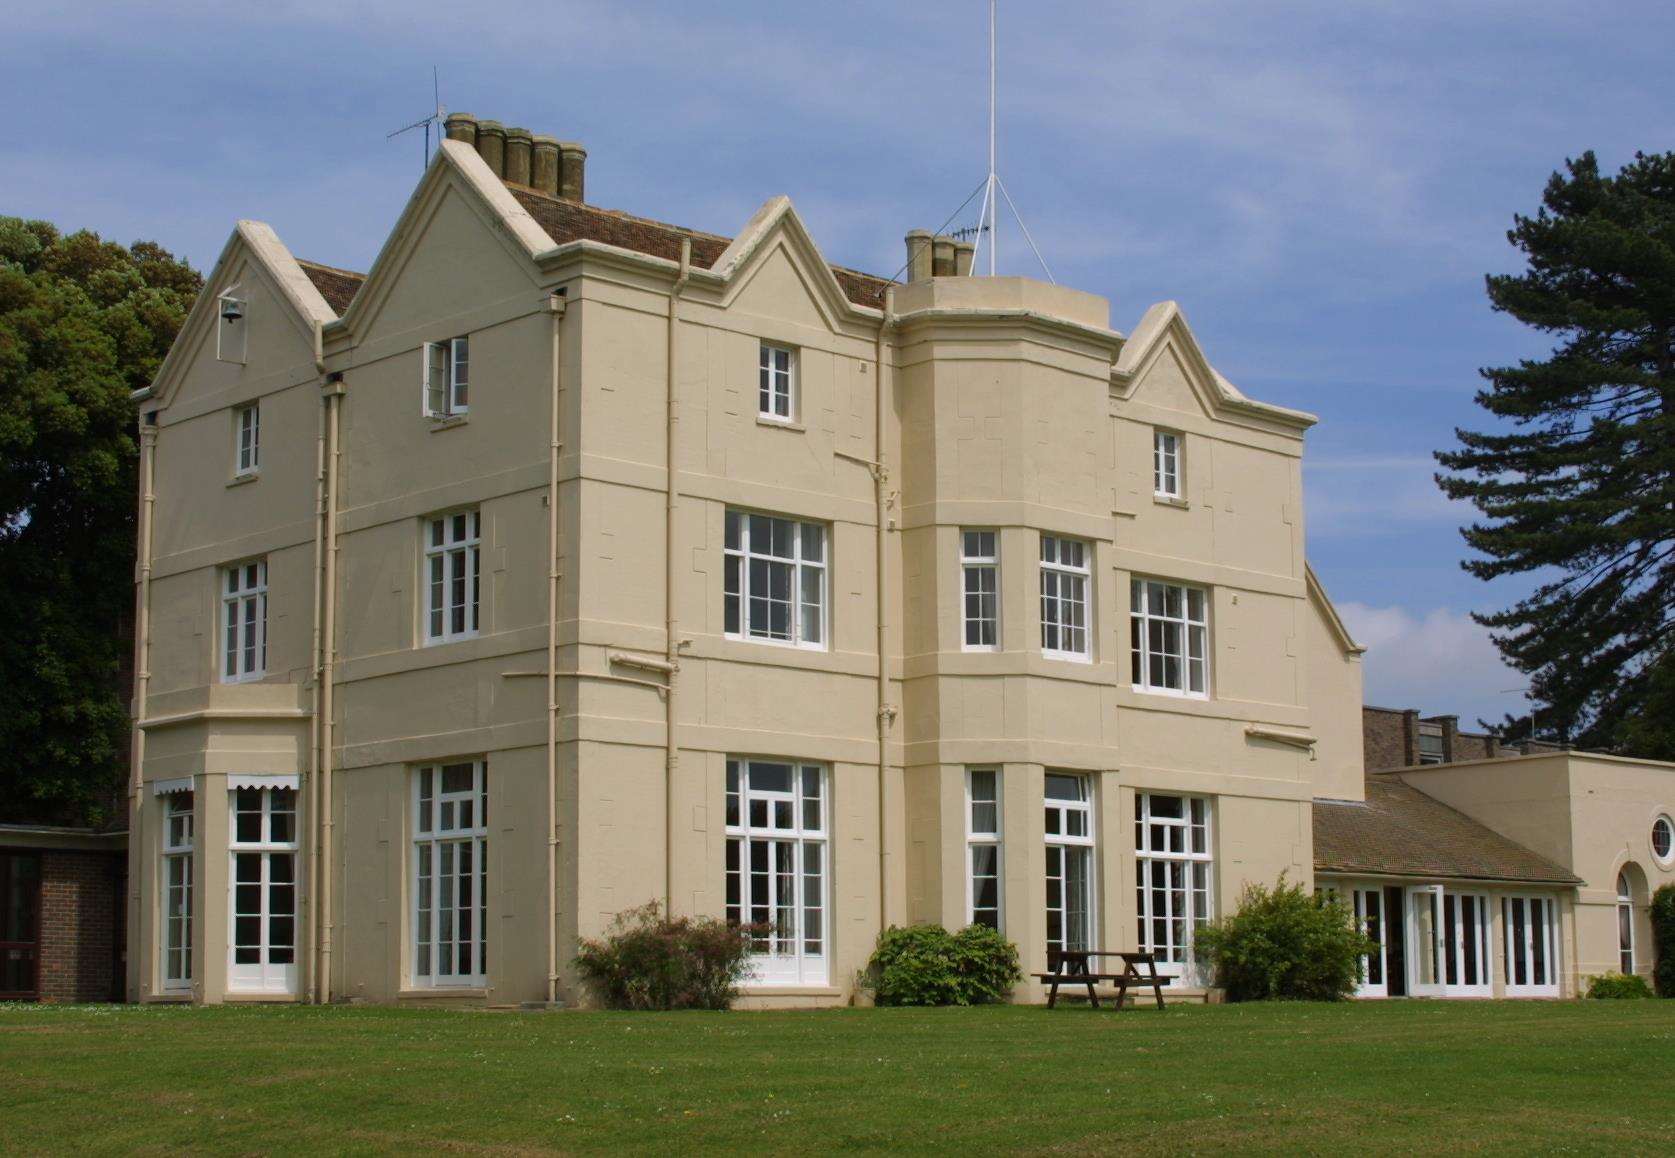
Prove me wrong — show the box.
[1305,563,1366,656]
[296,260,364,315]
[1314,778,1580,885]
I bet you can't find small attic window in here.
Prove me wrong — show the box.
[217,292,248,364]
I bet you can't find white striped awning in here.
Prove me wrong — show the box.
[228,773,300,792]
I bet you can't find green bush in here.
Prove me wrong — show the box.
[1192,878,1374,1002]
[868,923,1022,1006]
[1585,972,1654,999]
[575,902,755,1010]
[1652,884,1675,998]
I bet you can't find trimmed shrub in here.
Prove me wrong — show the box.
[575,902,754,1010]
[1192,878,1374,1002]
[1585,972,1654,999]
[1653,884,1675,998]
[868,923,1022,1006]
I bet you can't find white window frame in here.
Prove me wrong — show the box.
[1441,889,1493,997]
[1153,429,1181,499]
[1129,578,1208,698]
[216,292,247,364]
[235,402,260,477]
[1044,772,1096,959]
[1134,792,1212,978]
[424,510,481,645]
[961,530,1000,651]
[723,509,827,650]
[1039,535,1091,661]
[1502,893,1560,997]
[725,759,829,986]
[966,769,1003,930]
[160,793,194,992]
[758,342,796,423]
[1617,872,1635,976]
[423,336,470,419]
[227,787,299,994]
[411,762,489,988]
[221,559,267,683]
[1417,724,1446,765]
[1651,815,1673,867]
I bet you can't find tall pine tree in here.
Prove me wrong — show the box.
[1438,152,1675,757]
[0,217,199,825]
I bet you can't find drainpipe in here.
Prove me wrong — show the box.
[874,289,898,932]
[308,322,326,1004]
[665,239,691,914]
[129,412,158,998]
[319,374,345,1003]
[545,290,567,1006]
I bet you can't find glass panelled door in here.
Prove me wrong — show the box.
[1406,885,1444,997]
[0,852,40,1000]
[1352,888,1388,998]
[1442,891,1492,996]
[228,787,298,994]
[1503,895,1560,996]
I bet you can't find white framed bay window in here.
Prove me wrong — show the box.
[228,785,298,994]
[1044,773,1095,958]
[411,762,488,988]
[966,769,1002,930]
[424,509,481,644]
[1134,792,1212,977]
[1039,535,1091,660]
[961,530,999,650]
[160,791,195,992]
[725,759,828,986]
[1130,579,1208,697]
[221,559,267,683]
[723,509,826,649]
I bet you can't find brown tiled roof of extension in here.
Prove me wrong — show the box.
[294,189,894,317]
[297,260,365,315]
[505,185,891,310]
[1313,777,1580,885]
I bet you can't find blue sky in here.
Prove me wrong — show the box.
[6,1,1671,725]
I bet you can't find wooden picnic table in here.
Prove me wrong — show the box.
[1030,949,1170,1010]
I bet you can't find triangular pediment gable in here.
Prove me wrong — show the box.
[1112,301,1316,433]
[142,221,335,409]
[329,140,557,343]
[1306,562,1366,657]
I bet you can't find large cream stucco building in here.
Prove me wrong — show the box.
[126,118,1674,1008]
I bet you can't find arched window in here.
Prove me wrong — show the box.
[1617,871,1635,975]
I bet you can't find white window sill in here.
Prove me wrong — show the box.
[427,414,470,432]
[1131,685,1210,701]
[756,415,805,432]
[961,644,1001,654]
[724,633,827,653]
[221,672,267,685]
[1042,650,1093,664]
[423,632,481,648]
[227,471,259,488]
[1153,493,1188,509]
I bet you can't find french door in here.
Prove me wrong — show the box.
[1352,888,1388,997]
[1503,895,1560,996]
[1405,885,1444,997]
[0,852,40,1001]
[1442,891,1492,996]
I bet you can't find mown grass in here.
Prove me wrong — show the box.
[1,1000,1672,1154]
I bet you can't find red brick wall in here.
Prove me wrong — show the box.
[1362,707,1415,771]
[36,850,125,1003]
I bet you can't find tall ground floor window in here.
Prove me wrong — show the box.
[228,786,298,994]
[161,792,195,991]
[1441,890,1492,996]
[725,758,828,986]
[1503,894,1559,997]
[1617,872,1634,975]
[412,762,488,987]
[0,852,40,1000]
[966,769,1002,930]
[1044,773,1094,958]
[1353,887,1387,997]
[1133,792,1211,975]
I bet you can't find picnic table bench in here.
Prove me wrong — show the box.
[1031,949,1170,1010]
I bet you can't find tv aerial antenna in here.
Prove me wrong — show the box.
[968,1,1053,282]
[388,67,447,171]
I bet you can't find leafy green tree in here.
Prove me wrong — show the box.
[1437,152,1675,757]
[0,217,199,825]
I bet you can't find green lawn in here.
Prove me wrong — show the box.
[2,1001,1672,1154]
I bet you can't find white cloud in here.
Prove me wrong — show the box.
[1338,601,1528,725]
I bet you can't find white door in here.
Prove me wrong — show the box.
[1406,885,1445,997]
[1353,888,1388,998]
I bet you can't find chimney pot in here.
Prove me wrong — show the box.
[475,119,507,178]
[558,141,587,202]
[531,134,560,196]
[443,112,478,146]
[931,235,956,277]
[504,127,533,186]
[953,240,975,276]
[905,229,933,283]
